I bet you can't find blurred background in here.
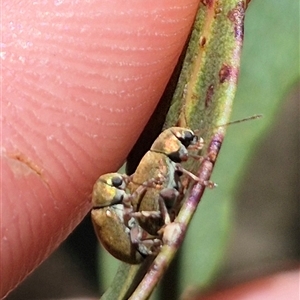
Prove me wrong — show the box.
[6,1,299,299]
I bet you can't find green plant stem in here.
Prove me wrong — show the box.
[100,0,251,299]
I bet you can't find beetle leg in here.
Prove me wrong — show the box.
[122,178,156,208]
[188,153,205,161]
[124,176,165,209]
[158,188,182,224]
[130,211,161,219]
[130,224,162,256]
[158,196,171,225]
[133,187,179,226]
[175,163,217,188]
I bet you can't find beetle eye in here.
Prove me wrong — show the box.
[111,176,123,188]
[178,131,196,148]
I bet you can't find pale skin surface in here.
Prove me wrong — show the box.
[1,0,200,297]
[193,269,300,300]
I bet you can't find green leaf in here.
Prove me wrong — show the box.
[97,1,299,299]
[99,1,251,298]
[179,0,299,294]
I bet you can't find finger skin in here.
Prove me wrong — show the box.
[192,268,300,300]
[1,0,199,297]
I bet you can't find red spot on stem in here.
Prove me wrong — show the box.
[199,36,206,48]
[205,84,214,107]
[201,0,213,8]
[228,1,246,40]
[219,64,238,83]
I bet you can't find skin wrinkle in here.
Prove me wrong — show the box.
[22,192,36,267]
[10,204,21,283]
[6,98,143,182]
[20,13,191,49]
[25,30,187,54]
[13,63,173,112]
[62,127,110,169]
[8,81,151,132]
[47,141,79,183]
[2,158,66,296]
[59,128,97,176]
[26,17,186,63]
[46,137,96,196]
[5,123,43,165]
[6,174,38,283]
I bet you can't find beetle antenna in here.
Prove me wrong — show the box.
[194,114,262,136]
[216,114,263,128]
